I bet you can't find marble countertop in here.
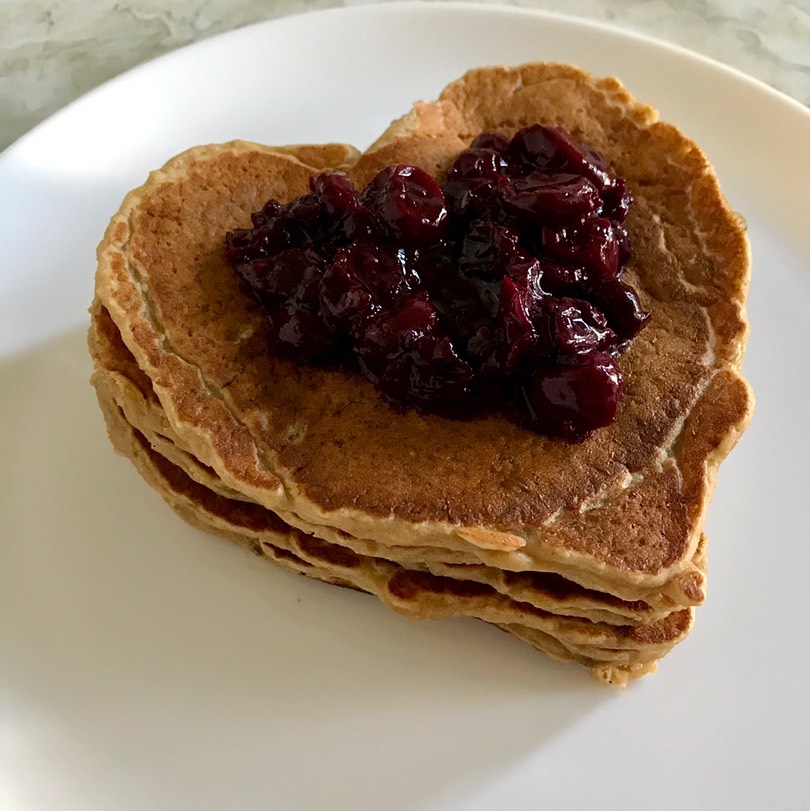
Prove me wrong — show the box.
[2,0,808,151]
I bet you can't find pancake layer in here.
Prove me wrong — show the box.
[90,63,753,682]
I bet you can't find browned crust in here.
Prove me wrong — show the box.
[93,62,753,594]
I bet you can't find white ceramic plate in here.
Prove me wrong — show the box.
[2,5,808,810]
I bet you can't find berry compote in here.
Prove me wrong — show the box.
[224,126,650,440]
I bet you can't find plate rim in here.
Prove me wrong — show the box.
[1,0,807,161]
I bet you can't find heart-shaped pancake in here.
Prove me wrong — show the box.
[91,63,752,680]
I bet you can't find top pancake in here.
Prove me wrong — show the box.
[94,63,753,590]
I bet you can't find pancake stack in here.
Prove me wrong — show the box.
[89,63,753,684]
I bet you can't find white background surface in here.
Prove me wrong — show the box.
[2,4,810,810]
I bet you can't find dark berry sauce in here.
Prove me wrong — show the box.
[224,126,649,440]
